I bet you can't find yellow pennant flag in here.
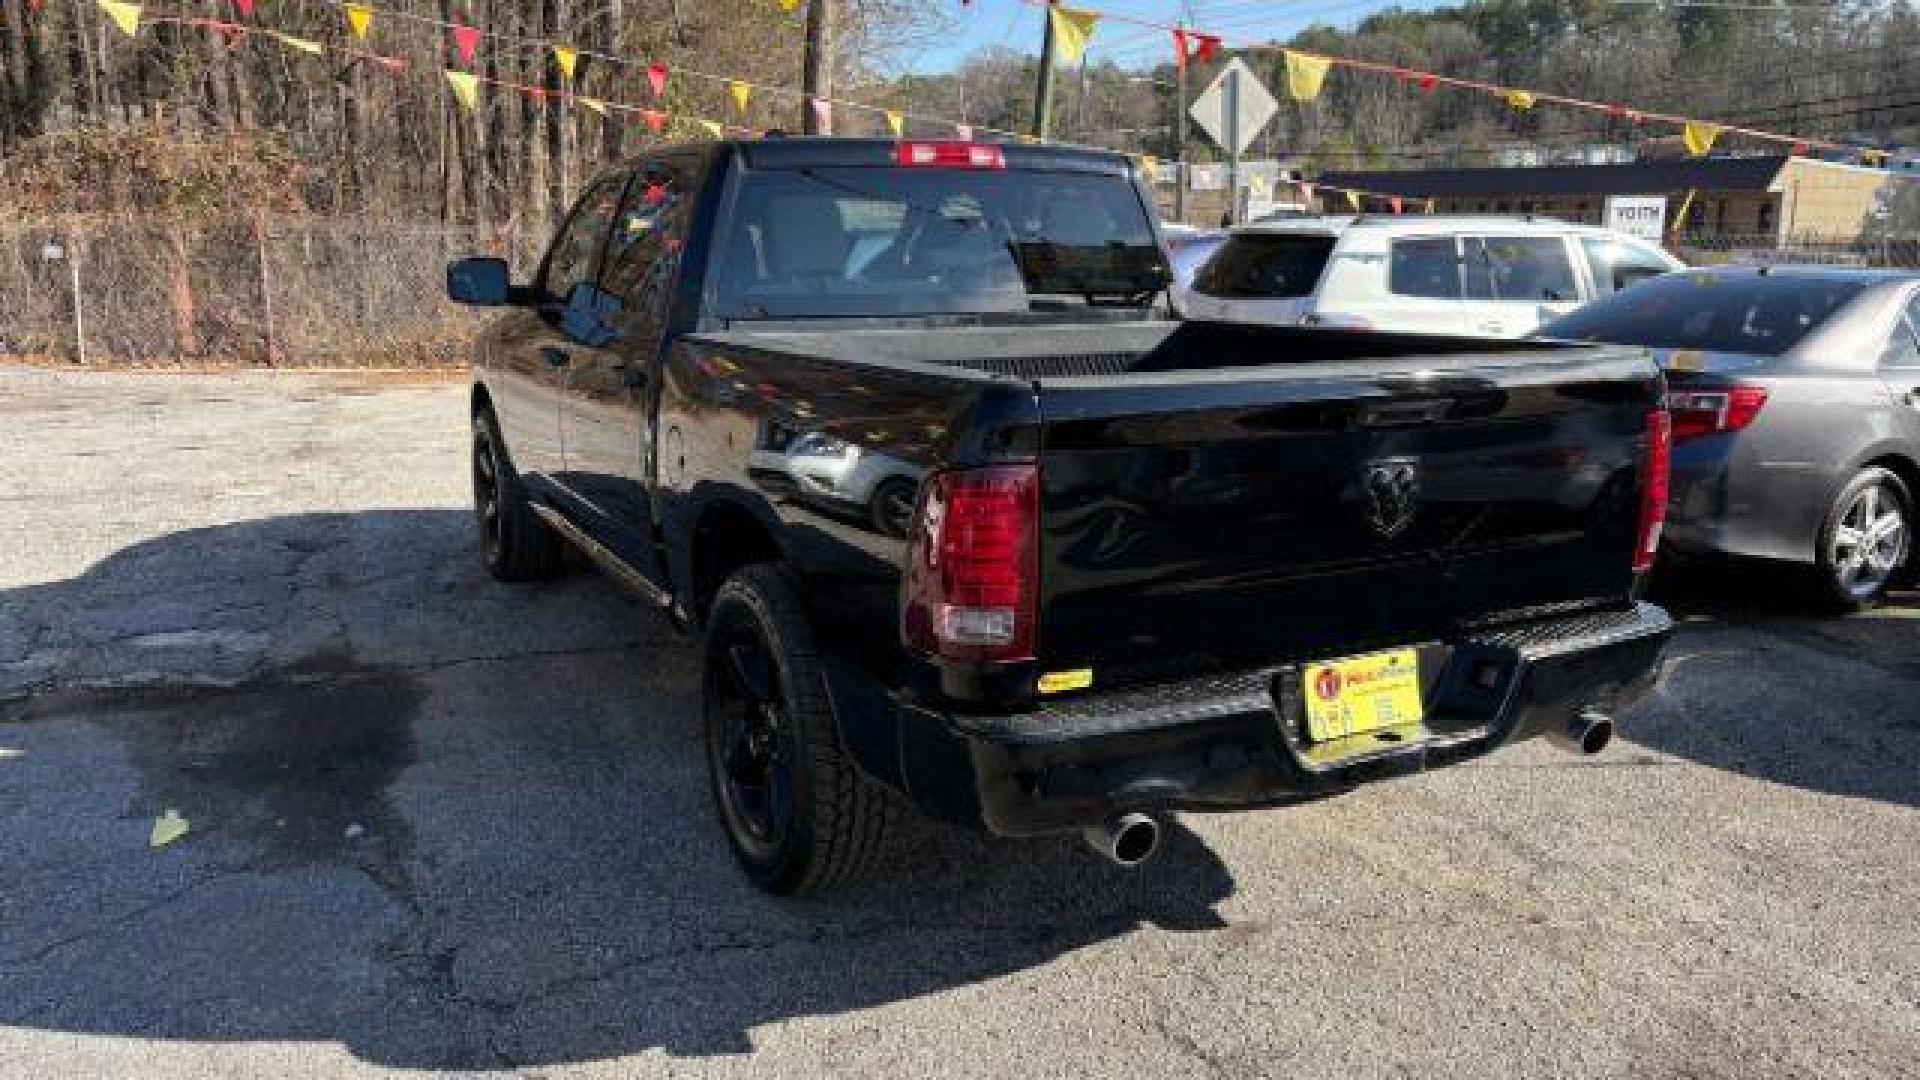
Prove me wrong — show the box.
[445,69,479,112]
[1284,51,1332,102]
[698,119,724,138]
[271,31,323,55]
[1048,5,1100,66]
[1671,188,1697,232]
[343,3,373,39]
[577,96,607,117]
[553,46,578,81]
[728,79,752,115]
[778,0,801,10]
[97,0,141,37]
[1502,89,1535,110]
[1139,154,1158,181]
[1682,121,1722,157]
[1344,189,1362,212]
[885,110,905,137]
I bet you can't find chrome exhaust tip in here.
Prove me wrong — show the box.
[1084,812,1162,867]
[1547,709,1615,756]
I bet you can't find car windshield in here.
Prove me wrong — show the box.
[1544,271,1870,355]
[713,166,1166,320]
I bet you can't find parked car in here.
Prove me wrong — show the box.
[1544,265,1920,610]
[448,137,1673,895]
[1175,214,1684,336]
[1160,223,1227,290]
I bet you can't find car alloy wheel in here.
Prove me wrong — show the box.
[472,416,504,564]
[707,621,796,858]
[1829,479,1907,601]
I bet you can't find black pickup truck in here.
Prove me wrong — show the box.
[447,137,1674,895]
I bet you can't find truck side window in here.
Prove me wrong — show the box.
[537,175,627,302]
[1388,237,1461,299]
[1581,237,1673,296]
[1465,236,1578,302]
[600,160,698,341]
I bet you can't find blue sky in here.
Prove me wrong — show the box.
[907,0,1456,73]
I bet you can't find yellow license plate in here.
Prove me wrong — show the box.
[1302,648,1424,743]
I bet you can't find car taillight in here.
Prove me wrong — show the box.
[1665,385,1768,443]
[895,141,1006,169]
[1635,409,1671,572]
[902,464,1038,662]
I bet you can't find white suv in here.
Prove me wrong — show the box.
[1173,215,1684,337]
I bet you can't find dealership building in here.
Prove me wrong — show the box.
[1314,155,1890,243]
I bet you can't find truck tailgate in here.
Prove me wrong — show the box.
[1031,348,1662,682]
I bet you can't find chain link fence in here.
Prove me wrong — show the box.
[0,217,541,367]
[1673,233,1920,269]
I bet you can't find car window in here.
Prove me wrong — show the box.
[1883,294,1920,369]
[1581,237,1675,296]
[602,159,697,304]
[1464,236,1579,302]
[538,175,628,300]
[1192,234,1335,298]
[1544,272,1871,356]
[1388,237,1461,299]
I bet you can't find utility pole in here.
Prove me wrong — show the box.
[1032,1,1057,140]
[802,0,833,134]
[1174,23,1189,223]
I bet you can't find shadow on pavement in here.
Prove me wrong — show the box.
[1628,555,1920,810]
[0,510,1234,1068]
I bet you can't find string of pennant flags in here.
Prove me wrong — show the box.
[1022,0,1889,164]
[61,0,1784,217]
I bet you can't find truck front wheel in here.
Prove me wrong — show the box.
[702,564,896,894]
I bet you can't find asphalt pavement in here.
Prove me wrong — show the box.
[2,367,1916,1079]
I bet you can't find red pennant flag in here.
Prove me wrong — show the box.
[1389,196,1404,214]
[640,109,666,133]
[809,96,832,130]
[233,0,253,18]
[450,23,481,66]
[955,123,973,141]
[645,62,667,99]
[1172,29,1220,70]
[1791,140,1809,156]
[26,0,43,12]
[1417,73,1437,93]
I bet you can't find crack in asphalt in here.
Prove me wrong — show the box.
[0,866,254,971]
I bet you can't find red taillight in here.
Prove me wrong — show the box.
[902,464,1038,662]
[894,141,1006,170]
[1635,409,1671,572]
[1666,385,1768,443]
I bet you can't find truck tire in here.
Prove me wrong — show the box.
[1811,466,1911,613]
[472,406,565,581]
[702,563,896,894]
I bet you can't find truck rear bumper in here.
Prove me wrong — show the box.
[842,603,1672,838]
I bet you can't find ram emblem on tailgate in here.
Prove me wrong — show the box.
[1362,458,1421,539]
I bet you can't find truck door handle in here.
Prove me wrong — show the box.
[1477,321,1507,334]
[540,346,571,369]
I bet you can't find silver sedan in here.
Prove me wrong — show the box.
[1545,265,1920,611]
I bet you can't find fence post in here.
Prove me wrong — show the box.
[67,227,87,366]
[253,213,280,366]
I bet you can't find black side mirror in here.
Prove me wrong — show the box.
[447,257,511,306]
[561,282,624,347]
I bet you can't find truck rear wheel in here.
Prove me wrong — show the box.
[472,406,565,581]
[702,564,896,894]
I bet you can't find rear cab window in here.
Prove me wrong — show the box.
[1192,233,1336,298]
